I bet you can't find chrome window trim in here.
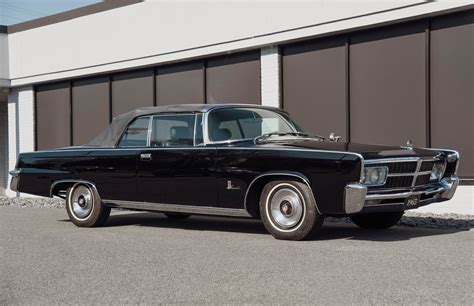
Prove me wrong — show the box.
[203,107,299,145]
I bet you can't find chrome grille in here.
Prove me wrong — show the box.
[366,158,442,190]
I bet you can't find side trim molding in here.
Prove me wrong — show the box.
[50,179,98,198]
[103,200,252,218]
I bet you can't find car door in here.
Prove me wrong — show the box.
[137,113,218,206]
[96,116,150,201]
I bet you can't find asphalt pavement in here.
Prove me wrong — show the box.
[1,206,472,304]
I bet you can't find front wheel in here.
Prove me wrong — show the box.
[259,180,324,240]
[350,211,404,229]
[66,183,111,227]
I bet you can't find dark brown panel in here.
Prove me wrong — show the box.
[8,0,143,34]
[156,61,204,106]
[72,77,110,145]
[35,82,71,150]
[430,11,474,177]
[350,22,427,147]
[112,70,154,117]
[282,37,347,139]
[206,52,261,104]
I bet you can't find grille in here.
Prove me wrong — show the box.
[415,174,431,186]
[367,158,441,190]
[374,162,417,173]
[419,161,435,172]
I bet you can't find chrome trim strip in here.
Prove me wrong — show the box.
[364,157,420,164]
[364,176,458,201]
[9,169,21,177]
[103,200,252,218]
[387,170,432,177]
[243,172,321,215]
[49,179,99,198]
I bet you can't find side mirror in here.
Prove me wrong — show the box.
[329,133,342,142]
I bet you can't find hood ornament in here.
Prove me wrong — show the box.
[404,140,414,150]
[329,133,342,142]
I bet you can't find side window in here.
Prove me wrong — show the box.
[150,114,195,148]
[117,116,150,147]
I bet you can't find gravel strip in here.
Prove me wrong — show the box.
[1,197,472,230]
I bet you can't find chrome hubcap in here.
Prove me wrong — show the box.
[71,186,93,219]
[269,186,304,229]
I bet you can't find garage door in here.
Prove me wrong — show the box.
[156,61,205,106]
[282,36,348,139]
[112,70,154,117]
[206,52,261,104]
[72,77,110,145]
[36,82,71,150]
[430,11,474,178]
[350,22,427,147]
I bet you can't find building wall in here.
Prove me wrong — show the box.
[7,1,472,86]
[0,98,7,195]
[0,33,9,86]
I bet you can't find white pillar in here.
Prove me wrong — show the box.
[6,86,35,197]
[260,46,281,108]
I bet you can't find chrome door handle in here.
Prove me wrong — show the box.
[140,153,152,161]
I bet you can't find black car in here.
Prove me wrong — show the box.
[10,104,460,240]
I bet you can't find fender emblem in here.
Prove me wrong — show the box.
[226,180,241,190]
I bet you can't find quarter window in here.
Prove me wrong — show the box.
[117,116,150,147]
[150,114,195,147]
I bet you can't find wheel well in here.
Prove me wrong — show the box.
[50,180,97,199]
[245,175,310,218]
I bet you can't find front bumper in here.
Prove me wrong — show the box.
[344,176,459,214]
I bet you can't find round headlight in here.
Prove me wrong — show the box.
[363,167,388,185]
[369,169,380,184]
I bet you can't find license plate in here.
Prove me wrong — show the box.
[404,195,421,209]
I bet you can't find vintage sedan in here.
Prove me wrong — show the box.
[10,104,460,240]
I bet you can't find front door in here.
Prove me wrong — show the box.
[137,113,217,206]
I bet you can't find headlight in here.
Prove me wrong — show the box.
[362,167,388,186]
[430,161,446,181]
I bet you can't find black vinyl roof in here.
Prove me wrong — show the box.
[88,104,283,147]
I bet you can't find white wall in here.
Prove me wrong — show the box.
[8,0,472,86]
[5,87,35,197]
[0,33,9,86]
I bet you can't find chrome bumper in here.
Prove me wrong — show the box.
[344,176,459,214]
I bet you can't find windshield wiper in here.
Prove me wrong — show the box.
[254,132,324,143]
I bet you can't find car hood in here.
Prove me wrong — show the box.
[257,139,440,160]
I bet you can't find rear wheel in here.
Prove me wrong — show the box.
[350,211,404,229]
[66,183,110,227]
[259,180,323,240]
[164,213,191,219]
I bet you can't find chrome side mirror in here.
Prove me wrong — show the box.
[329,133,342,142]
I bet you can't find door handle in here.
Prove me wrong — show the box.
[140,153,152,161]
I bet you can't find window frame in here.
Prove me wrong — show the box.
[204,107,299,145]
[149,113,197,148]
[117,113,202,148]
[116,115,152,148]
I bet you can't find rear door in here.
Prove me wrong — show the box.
[98,116,150,201]
[137,113,218,206]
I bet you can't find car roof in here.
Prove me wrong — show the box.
[129,103,283,116]
[88,103,285,147]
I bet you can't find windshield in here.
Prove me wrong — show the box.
[208,108,304,142]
